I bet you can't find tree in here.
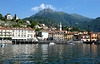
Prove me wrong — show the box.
[70,27,81,32]
[35,28,41,31]
[30,21,38,28]
[14,14,17,20]
[0,14,3,20]
[4,15,7,20]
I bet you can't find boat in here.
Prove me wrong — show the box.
[69,42,75,45]
[49,42,55,45]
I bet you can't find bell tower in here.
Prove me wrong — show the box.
[59,22,62,31]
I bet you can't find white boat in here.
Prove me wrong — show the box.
[69,42,75,45]
[49,42,55,45]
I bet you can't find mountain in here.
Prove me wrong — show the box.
[24,9,92,26]
[23,16,58,27]
[23,8,100,31]
[70,13,93,22]
[77,17,100,32]
[31,9,82,26]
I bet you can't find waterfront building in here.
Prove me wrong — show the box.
[53,31,64,41]
[0,27,12,38]
[78,34,90,42]
[83,31,89,35]
[98,32,100,40]
[7,13,13,20]
[38,30,49,40]
[90,32,98,41]
[48,31,55,40]
[64,32,78,41]
[12,27,35,41]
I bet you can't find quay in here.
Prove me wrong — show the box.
[0,40,12,44]
[12,40,83,44]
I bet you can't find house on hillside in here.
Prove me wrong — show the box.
[7,13,13,20]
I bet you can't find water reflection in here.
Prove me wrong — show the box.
[0,43,100,64]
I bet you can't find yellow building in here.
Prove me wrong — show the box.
[90,32,98,41]
[53,31,64,41]
[64,32,78,41]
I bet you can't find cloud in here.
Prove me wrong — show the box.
[31,3,56,11]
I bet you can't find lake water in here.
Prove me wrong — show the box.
[0,43,100,64]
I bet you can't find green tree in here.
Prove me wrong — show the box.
[30,21,38,28]
[35,28,41,31]
[14,14,17,20]
[4,15,7,20]
[70,27,80,32]
[0,14,3,20]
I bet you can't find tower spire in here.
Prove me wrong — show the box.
[59,22,62,31]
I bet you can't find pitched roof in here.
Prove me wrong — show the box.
[0,27,34,30]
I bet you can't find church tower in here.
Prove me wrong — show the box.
[59,22,62,31]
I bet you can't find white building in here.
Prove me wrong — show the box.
[7,13,13,20]
[34,25,42,29]
[16,16,19,20]
[38,31,48,40]
[0,27,12,38]
[12,27,35,41]
[26,21,31,25]
[39,24,45,27]
[78,34,90,42]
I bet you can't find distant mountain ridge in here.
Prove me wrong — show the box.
[70,13,93,22]
[27,9,93,26]
[23,8,100,32]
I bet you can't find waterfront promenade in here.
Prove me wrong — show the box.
[12,40,83,44]
[0,40,12,44]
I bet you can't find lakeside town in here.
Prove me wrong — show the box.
[0,13,100,44]
[1,0,100,64]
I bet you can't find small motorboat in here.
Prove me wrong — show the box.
[49,42,55,45]
[69,42,75,45]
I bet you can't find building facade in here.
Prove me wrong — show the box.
[90,32,98,41]
[78,34,90,42]
[64,32,78,41]
[0,27,12,38]
[12,27,35,41]
[53,31,64,41]
[38,31,49,40]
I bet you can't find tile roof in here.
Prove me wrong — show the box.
[0,27,34,30]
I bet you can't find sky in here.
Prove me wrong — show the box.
[0,0,100,19]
